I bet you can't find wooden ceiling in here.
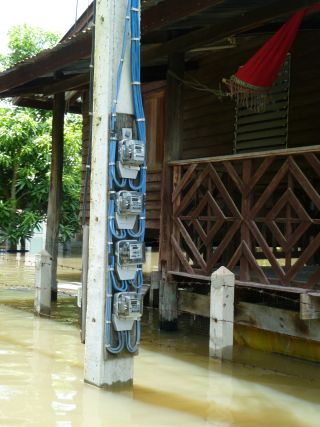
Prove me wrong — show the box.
[0,0,317,111]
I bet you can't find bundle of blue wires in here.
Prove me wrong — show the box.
[105,0,145,354]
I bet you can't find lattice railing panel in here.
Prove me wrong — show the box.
[170,150,320,290]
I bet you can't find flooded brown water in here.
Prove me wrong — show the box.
[0,252,82,289]
[1,254,320,426]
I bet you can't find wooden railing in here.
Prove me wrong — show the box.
[168,146,320,290]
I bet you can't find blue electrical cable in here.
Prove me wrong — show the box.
[126,320,140,353]
[129,269,143,290]
[108,0,131,191]
[129,0,146,194]
[105,0,146,354]
[105,0,132,354]
[105,259,126,353]
[108,200,127,240]
[124,0,146,352]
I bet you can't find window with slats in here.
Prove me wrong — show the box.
[234,55,291,153]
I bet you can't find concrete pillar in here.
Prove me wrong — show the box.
[159,279,178,330]
[209,266,235,360]
[149,270,161,307]
[84,0,134,388]
[34,250,52,316]
[80,225,89,343]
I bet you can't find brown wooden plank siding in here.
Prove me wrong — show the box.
[182,31,320,159]
[146,170,162,229]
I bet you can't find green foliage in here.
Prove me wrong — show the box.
[0,108,82,247]
[0,24,59,70]
[0,202,43,246]
[0,25,82,248]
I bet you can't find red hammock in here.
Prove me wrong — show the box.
[224,5,320,111]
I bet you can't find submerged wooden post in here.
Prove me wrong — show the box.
[34,250,52,316]
[210,267,235,360]
[45,92,65,303]
[84,0,134,388]
[159,52,184,331]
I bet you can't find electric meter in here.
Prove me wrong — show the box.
[115,240,145,280]
[117,139,145,179]
[116,191,144,215]
[119,139,145,166]
[115,191,145,229]
[112,292,143,331]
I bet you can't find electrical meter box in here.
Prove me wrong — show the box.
[117,139,145,179]
[115,191,145,229]
[115,240,145,280]
[112,292,143,331]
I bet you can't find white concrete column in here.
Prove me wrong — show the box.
[209,266,235,360]
[34,250,52,316]
[84,0,134,388]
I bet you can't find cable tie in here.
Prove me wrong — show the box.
[141,166,147,170]
[131,81,141,85]
[86,164,91,169]
[131,37,140,41]
[111,113,116,117]
[106,294,113,298]
[112,99,117,104]
[126,15,130,20]
[120,58,124,62]
[108,266,114,271]
[108,242,113,245]
[89,64,94,68]
[136,118,145,122]
[106,344,111,348]
[131,7,140,12]
[89,112,93,116]
[109,216,114,220]
[140,217,146,220]
[110,136,117,141]
[109,162,115,166]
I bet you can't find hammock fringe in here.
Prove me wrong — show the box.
[223,76,269,113]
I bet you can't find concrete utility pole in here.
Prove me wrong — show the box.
[84,0,135,388]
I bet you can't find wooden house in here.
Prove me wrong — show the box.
[0,0,319,360]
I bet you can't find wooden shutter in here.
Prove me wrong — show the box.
[234,55,291,153]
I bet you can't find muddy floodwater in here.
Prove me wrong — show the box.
[1,253,320,426]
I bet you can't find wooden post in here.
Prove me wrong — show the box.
[240,159,251,281]
[159,52,184,331]
[45,92,65,303]
[84,0,134,388]
[209,266,235,360]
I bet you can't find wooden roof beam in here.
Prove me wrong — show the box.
[0,31,92,94]
[14,97,82,114]
[142,0,316,63]
[141,0,225,35]
[0,73,90,98]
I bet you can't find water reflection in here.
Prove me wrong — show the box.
[0,291,320,427]
[1,254,320,426]
[0,252,82,289]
